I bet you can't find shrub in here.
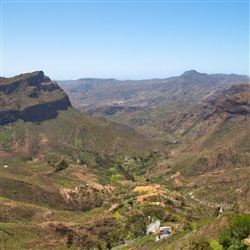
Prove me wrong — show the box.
[219,214,250,250]
[190,238,210,250]
[209,240,223,250]
[54,160,69,172]
[230,214,250,240]
[142,205,166,221]
[126,212,147,237]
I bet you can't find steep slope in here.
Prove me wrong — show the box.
[0,71,71,124]
[154,83,250,209]
[162,82,250,146]
[0,71,156,162]
[0,72,164,249]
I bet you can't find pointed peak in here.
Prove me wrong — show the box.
[181,70,201,77]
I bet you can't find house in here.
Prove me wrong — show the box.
[146,220,160,235]
[159,226,172,235]
[146,219,173,241]
[154,226,172,241]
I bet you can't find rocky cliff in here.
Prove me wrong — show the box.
[0,71,71,124]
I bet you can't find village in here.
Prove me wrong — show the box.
[62,155,238,247]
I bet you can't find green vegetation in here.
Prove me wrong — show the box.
[54,160,69,172]
[0,130,12,151]
[219,214,250,250]
[1,73,249,249]
[210,240,223,250]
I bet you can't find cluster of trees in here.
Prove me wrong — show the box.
[219,214,250,250]
[190,214,250,250]
[117,164,135,181]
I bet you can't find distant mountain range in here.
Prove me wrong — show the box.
[58,70,248,108]
[58,70,249,142]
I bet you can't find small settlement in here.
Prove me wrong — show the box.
[146,220,172,241]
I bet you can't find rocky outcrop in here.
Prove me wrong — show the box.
[0,71,71,125]
[0,71,52,93]
[162,83,250,136]
[215,90,250,115]
[206,83,250,106]
[0,96,71,124]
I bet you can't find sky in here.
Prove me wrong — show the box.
[1,0,249,80]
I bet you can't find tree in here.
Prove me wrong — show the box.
[219,214,250,250]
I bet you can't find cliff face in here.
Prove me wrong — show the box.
[0,71,71,124]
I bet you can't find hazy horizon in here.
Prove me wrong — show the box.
[1,0,249,79]
[2,69,249,82]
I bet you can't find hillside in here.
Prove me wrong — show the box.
[0,71,71,125]
[0,72,164,249]
[162,82,250,141]
[0,71,157,162]
[59,71,248,109]
[152,83,250,209]
[1,72,249,250]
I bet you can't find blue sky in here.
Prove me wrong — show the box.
[1,0,249,80]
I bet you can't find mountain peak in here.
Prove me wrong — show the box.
[0,72,71,124]
[181,70,202,77]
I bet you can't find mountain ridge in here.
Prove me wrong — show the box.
[161,83,249,175]
[0,71,71,125]
[0,71,157,160]
[58,70,249,144]
[58,70,248,111]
